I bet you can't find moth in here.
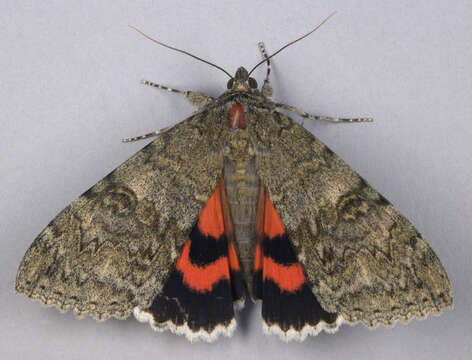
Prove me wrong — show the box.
[16,14,453,342]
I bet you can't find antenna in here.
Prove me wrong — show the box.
[248,12,337,76]
[129,25,233,79]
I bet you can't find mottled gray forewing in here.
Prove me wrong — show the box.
[253,110,453,327]
[15,109,225,320]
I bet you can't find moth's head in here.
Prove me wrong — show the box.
[226,67,258,92]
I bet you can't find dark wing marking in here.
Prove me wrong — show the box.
[15,109,225,321]
[252,109,453,328]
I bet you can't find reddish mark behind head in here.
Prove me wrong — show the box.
[228,103,247,129]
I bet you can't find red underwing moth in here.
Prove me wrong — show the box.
[15,14,453,342]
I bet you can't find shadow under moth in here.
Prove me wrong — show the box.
[15,14,453,342]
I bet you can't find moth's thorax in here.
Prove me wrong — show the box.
[228,103,247,129]
[223,102,259,295]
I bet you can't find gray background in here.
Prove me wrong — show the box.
[1,1,471,359]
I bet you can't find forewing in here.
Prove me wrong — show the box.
[252,110,453,328]
[15,109,225,320]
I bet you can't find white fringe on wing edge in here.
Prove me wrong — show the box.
[133,307,236,343]
[233,298,245,312]
[262,315,344,342]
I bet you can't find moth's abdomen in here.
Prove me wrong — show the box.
[224,156,259,297]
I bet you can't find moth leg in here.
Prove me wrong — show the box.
[275,103,373,123]
[141,79,214,108]
[122,126,170,143]
[257,42,274,98]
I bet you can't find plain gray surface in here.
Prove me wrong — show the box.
[1,1,471,359]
